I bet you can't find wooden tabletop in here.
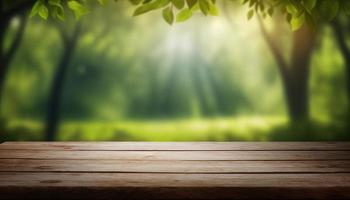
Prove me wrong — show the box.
[0,142,349,200]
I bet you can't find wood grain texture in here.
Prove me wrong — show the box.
[1,150,349,160]
[1,159,349,173]
[2,172,350,187]
[0,173,349,200]
[1,142,350,151]
[0,142,349,200]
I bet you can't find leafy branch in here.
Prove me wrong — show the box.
[29,0,350,30]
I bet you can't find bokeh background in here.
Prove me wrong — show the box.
[1,1,349,141]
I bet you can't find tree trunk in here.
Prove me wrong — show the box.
[0,1,34,114]
[331,19,350,102]
[45,24,81,141]
[258,18,315,123]
[0,20,8,111]
[0,14,27,113]
[285,25,316,122]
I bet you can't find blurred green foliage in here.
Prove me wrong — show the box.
[0,1,349,141]
[29,0,350,30]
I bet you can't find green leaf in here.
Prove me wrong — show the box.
[186,0,197,9]
[48,0,63,7]
[133,0,170,16]
[267,7,274,17]
[68,0,89,19]
[249,0,256,8]
[162,6,174,25]
[286,3,298,15]
[48,0,65,20]
[176,8,192,22]
[290,13,305,31]
[208,1,218,16]
[199,0,209,16]
[172,0,185,9]
[38,4,49,20]
[30,0,43,18]
[247,9,254,20]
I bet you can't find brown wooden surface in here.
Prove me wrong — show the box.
[0,142,349,200]
[2,141,350,150]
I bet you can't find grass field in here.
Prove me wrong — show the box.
[1,116,349,141]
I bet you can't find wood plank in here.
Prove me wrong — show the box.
[1,173,349,200]
[1,142,350,151]
[0,159,349,173]
[1,142,350,199]
[0,150,349,160]
[1,172,349,187]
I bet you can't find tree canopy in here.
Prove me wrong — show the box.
[29,0,350,30]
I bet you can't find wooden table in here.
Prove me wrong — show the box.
[0,142,349,200]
